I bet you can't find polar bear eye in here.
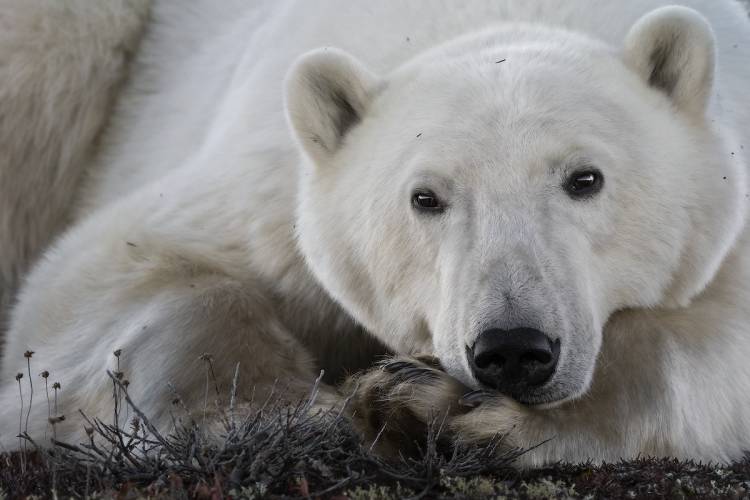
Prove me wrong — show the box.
[564,169,604,199]
[412,190,444,213]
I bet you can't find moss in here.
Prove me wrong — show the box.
[520,478,583,499]
[228,483,269,500]
[440,475,499,497]
[345,483,416,500]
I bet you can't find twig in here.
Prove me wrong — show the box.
[41,371,51,440]
[229,362,240,431]
[53,382,61,416]
[15,372,25,469]
[24,351,34,444]
[105,370,170,448]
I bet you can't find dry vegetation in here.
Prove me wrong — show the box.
[2,351,750,499]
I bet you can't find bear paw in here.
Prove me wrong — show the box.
[343,355,526,457]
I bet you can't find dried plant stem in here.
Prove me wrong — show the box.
[44,377,51,418]
[113,350,122,428]
[52,382,61,440]
[229,362,240,430]
[44,377,51,440]
[16,375,24,464]
[202,360,209,427]
[207,359,220,397]
[24,356,33,441]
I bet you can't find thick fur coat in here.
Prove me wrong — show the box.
[1,0,749,467]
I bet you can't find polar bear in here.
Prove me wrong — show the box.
[1,0,749,467]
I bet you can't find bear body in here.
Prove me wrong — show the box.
[0,0,150,353]
[1,0,749,466]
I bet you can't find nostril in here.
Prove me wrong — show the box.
[475,353,505,369]
[519,350,552,365]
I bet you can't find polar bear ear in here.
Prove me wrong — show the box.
[623,6,716,116]
[285,48,381,166]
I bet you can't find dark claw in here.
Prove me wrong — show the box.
[459,390,490,408]
[382,360,417,374]
[414,355,443,370]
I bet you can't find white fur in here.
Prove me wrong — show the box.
[1,0,749,466]
[0,0,150,340]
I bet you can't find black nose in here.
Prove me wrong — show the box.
[469,328,560,396]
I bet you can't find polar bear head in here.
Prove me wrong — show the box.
[285,7,746,405]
